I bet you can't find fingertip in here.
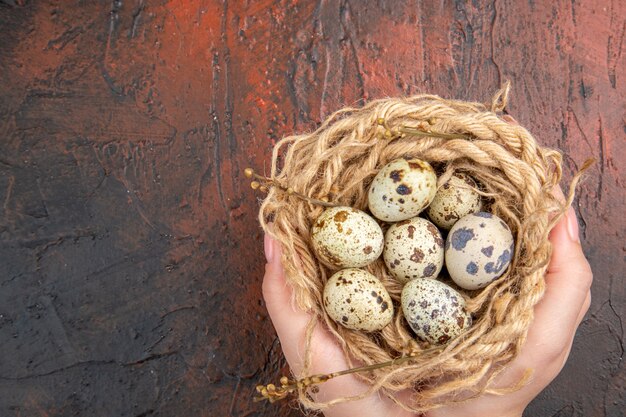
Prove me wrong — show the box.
[548,207,587,275]
[264,232,275,263]
[502,115,519,125]
[260,235,311,329]
[565,206,580,243]
[259,235,319,375]
[262,235,287,303]
[548,205,578,244]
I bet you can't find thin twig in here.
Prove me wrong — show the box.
[244,168,340,207]
[254,345,443,403]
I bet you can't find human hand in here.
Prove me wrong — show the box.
[261,203,592,417]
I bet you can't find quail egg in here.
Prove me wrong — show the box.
[368,158,437,222]
[445,212,515,290]
[427,173,483,230]
[383,217,444,283]
[401,278,471,345]
[311,206,384,269]
[323,268,394,331]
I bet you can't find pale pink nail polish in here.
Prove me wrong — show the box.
[264,234,274,263]
[566,206,580,243]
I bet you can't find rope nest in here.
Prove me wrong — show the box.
[258,84,582,412]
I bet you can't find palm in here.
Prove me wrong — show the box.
[262,201,591,417]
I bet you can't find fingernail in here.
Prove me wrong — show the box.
[264,233,274,263]
[566,206,580,243]
[502,115,518,125]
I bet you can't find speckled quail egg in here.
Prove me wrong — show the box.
[445,212,515,290]
[311,206,384,269]
[401,278,471,345]
[427,173,483,230]
[323,268,394,331]
[368,158,437,222]
[383,217,444,283]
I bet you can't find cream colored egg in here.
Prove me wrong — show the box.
[427,173,483,230]
[383,217,444,283]
[445,212,515,290]
[323,268,394,331]
[401,278,471,345]
[311,206,384,269]
[368,158,437,222]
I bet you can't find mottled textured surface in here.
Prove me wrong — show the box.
[0,1,623,416]
[401,276,471,345]
[384,217,444,282]
[311,207,384,269]
[445,212,514,290]
[426,173,483,230]
[368,158,437,222]
[323,268,393,331]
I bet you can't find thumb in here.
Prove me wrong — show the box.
[543,206,593,331]
[518,204,593,376]
[262,233,315,374]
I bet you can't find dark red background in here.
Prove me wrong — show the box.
[0,1,623,416]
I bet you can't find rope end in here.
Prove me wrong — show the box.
[491,80,512,113]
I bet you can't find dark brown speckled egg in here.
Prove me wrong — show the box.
[311,206,384,269]
[323,268,394,331]
[383,217,444,283]
[367,158,437,222]
[427,173,483,230]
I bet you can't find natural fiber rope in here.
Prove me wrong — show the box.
[258,84,589,412]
